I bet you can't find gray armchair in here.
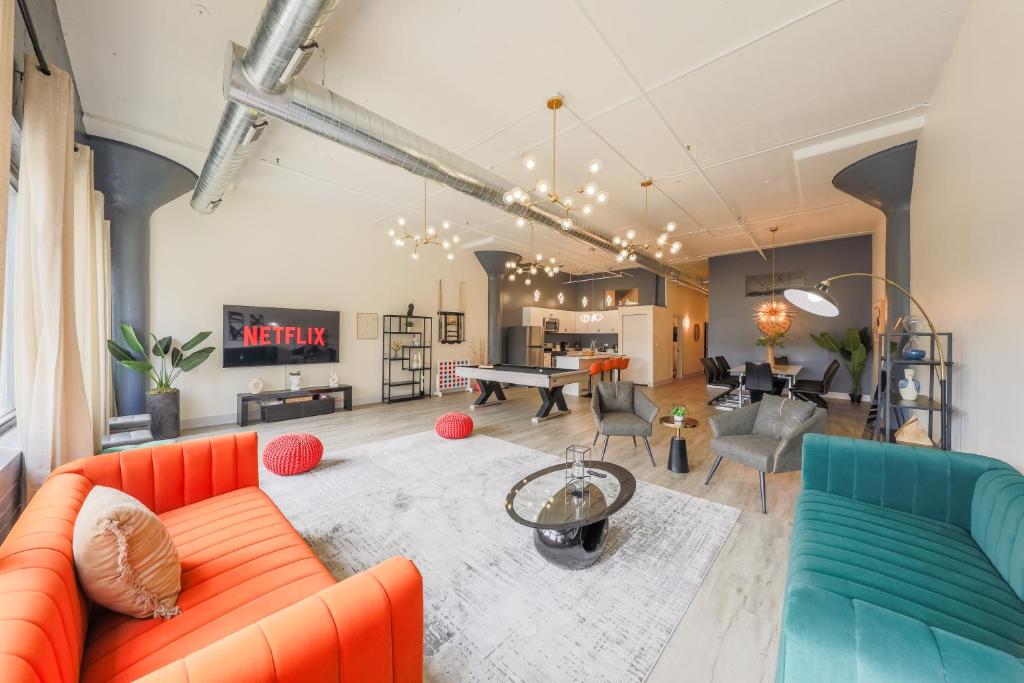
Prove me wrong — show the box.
[590,381,659,466]
[705,395,827,513]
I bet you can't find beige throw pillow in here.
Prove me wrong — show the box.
[73,485,182,619]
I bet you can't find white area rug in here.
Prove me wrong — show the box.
[260,431,740,682]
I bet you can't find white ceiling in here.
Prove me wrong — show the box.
[56,0,971,276]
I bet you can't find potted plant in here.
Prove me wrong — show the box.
[390,340,403,359]
[810,327,872,403]
[107,323,215,439]
[756,331,788,364]
[670,404,688,423]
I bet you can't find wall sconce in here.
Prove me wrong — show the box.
[533,289,541,302]
[582,296,589,308]
[557,292,564,304]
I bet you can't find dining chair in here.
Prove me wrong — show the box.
[774,355,789,365]
[743,362,781,402]
[703,357,741,406]
[791,359,839,408]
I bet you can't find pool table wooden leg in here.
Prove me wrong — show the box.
[473,380,506,406]
[532,386,570,422]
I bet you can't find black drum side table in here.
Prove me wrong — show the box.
[658,415,698,473]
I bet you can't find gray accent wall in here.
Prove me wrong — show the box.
[708,235,873,396]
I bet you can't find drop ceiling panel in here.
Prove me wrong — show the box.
[585,98,697,178]
[704,148,802,222]
[658,173,738,228]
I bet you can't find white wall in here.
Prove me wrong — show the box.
[149,187,487,427]
[910,0,1024,466]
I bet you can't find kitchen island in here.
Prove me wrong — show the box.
[554,352,622,396]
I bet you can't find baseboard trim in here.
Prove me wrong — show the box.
[823,391,870,402]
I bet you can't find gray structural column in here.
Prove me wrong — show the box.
[87,136,197,416]
[832,141,917,323]
[474,251,520,364]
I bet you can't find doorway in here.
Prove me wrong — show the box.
[620,313,651,384]
[673,315,684,379]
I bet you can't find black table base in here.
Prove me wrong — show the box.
[470,381,572,423]
[533,519,609,569]
[473,380,507,405]
[668,436,690,473]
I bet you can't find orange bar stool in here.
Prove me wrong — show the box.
[586,360,604,397]
[616,356,630,381]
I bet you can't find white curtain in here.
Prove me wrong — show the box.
[72,145,112,450]
[12,55,92,496]
[0,0,14,339]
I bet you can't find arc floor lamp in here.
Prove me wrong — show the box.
[783,273,947,389]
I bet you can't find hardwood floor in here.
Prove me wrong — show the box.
[189,376,868,682]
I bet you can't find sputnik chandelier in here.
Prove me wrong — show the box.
[753,226,793,334]
[504,223,564,285]
[501,95,608,232]
[611,179,682,263]
[387,179,460,260]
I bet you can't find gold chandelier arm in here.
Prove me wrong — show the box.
[823,272,946,383]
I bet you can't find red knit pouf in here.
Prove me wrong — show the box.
[435,412,473,439]
[263,433,324,475]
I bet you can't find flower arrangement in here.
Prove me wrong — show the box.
[390,340,403,358]
[670,404,688,422]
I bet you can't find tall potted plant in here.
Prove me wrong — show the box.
[810,327,871,403]
[107,324,215,438]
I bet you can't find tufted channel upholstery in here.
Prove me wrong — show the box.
[0,433,423,683]
[777,434,1024,682]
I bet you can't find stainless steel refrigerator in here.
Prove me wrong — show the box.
[505,326,545,366]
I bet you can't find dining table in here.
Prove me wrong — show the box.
[729,363,804,400]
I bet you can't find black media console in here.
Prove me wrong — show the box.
[236,384,353,427]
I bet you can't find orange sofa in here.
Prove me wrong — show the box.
[0,432,423,682]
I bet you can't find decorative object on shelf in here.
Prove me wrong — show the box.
[389,339,403,359]
[435,412,474,439]
[503,223,564,284]
[328,367,340,388]
[288,369,301,391]
[262,433,324,476]
[106,323,215,439]
[411,350,422,370]
[810,327,871,403]
[356,312,379,340]
[386,180,458,261]
[248,378,263,394]
[755,331,788,365]
[894,416,935,447]
[670,405,688,423]
[565,444,592,497]
[899,315,927,359]
[407,303,415,316]
[898,368,920,401]
[611,179,682,262]
[504,94,608,233]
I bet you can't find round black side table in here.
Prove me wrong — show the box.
[658,415,698,473]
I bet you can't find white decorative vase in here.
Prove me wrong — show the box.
[288,372,301,391]
[898,368,920,400]
[248,378,263,394]
[328,368,339,388]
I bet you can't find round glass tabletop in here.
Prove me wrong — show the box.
[505,461,636,530]
[658,416,698,429]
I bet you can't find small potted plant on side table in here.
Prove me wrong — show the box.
[671,404,688,423]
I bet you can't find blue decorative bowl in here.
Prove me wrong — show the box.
[902,349,927,360]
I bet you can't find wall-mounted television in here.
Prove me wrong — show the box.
[223,305,340,368]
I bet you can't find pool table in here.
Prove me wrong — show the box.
[455,364,588,423]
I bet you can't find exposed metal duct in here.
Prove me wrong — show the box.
[190,0,338,213]
[217,43,701,288]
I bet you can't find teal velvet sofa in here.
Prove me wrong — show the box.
[777,434,1024,682]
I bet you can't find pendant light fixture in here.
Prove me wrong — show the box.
[504,222,564,284]
[753,227,793,334]
[503,95,608,231]
[387,179,458,261]
[612,179,682,262]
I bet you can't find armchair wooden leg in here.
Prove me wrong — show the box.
[704,456,724,485]
[631,435,637,447]
[759,471,767,514]
[601,435,609,461]
[641,436,655,467]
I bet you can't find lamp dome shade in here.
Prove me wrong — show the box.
[784,284,840,317]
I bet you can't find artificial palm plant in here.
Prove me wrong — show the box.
[107,323,215,392]
[810,327,872,402]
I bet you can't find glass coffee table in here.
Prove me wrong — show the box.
[505,460,636,569]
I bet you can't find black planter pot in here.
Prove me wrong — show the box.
[146,389,180,439]
[849,393,862,404]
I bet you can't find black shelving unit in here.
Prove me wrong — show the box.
[382,315,433,404]
[873,331,953,450]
